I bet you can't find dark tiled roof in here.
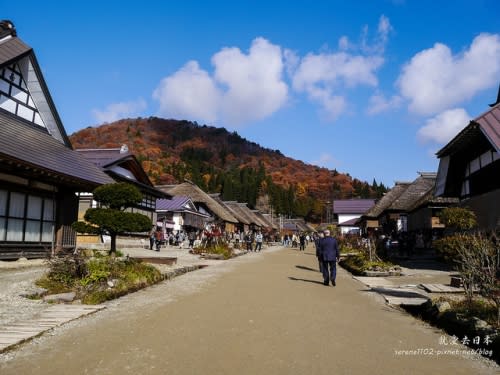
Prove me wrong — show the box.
[156,196,190,211]
[75,148,126,167]
[389,173,437,211]
[437,103,500,157]
[364,182,411,218]
[0,36,31,67]
[0,111,114,189]
[475,103,500,152]
[333,199,375,214]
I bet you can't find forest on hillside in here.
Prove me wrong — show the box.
[70,117,387,222]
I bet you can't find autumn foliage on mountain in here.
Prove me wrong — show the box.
[70,117,387,222]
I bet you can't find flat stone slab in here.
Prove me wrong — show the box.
[371,287,430,306]
[130,256,177,265]
[0,304,105,353]
[353,276,394,287]
[420,283,465,293]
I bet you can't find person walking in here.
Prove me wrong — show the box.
[254,231,263,251]
[155,228,162,251]
[245,231,253,252]
[318,229,340,286]
[149,226,156,250]
[314,232,324,272]
[299,233,306,251]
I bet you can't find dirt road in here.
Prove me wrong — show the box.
[0,245,497,374]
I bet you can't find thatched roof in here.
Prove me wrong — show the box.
[389,172,437,211]
[157,182,238,223]
[282,218,311,232]
[364,182,411,218]
[224,201,262,227]
[261,213,279,230]
[253,211,277,230]
[408,187,459,212]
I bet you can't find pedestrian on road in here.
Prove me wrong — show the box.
[245,231,253,252]
[319,229,340,286]
[299,233,306,251]
[254,231,263,251]
[155,228,162,251]
[149,226,156,250]
[314,232,324,272]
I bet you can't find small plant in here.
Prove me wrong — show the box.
[36,252,162,304]
[191,243,234,259]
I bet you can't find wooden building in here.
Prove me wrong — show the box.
[75,146,169,247]
[157,181,238,233]
[0,21,114,259]
[435,98,500,230]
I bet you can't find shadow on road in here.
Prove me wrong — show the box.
[295,265,320,272]
[288,276,324,285]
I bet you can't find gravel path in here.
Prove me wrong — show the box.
[0,265,48,326]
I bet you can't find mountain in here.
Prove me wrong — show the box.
[69,117,387,222]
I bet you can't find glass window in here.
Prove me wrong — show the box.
[43,199,54,220]
[0,78,9,94]
[9,192,25,218]
[6,219,23,241]
[469,157,480,174]
[0,218,5,241]
[0,189,7,216]
[17,104,34,122]
[0,95,17,113]
[461,180,470,196]
[25,220,41,242]
[11,86,28,104]
[480,150,493,167]
[27,196,42,219]
[42,222,54,242]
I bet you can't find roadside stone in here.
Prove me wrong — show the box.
[43,292,76,303]
[434,301,451,314]
[469,317,491,331]
[19,287,48,299]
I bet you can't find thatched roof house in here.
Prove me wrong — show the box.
[156,181,238,231]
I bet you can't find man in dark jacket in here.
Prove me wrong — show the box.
[319,230,340,286]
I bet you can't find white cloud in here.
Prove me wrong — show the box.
[417,108,471,144]
[398,33,500,116]
[367,93,402,115]
[338,36,350,51]
[153,38,287,127]
[361,15,393,54]
[312,153,340,169]
[292,52,383,119]
[91,98,147,123]
[291,16,390,120]
[213,37,288,124]
[152,61,220,123]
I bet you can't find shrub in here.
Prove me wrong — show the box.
[340,254,396,275]
[37,252,162,304]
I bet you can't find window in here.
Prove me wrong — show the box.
[0,190,56,243]
[0,63,45,129]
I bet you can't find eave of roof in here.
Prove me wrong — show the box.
[437,103,500,157]
[0,111,113,189]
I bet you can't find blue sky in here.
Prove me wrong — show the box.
[4,0,500,186]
